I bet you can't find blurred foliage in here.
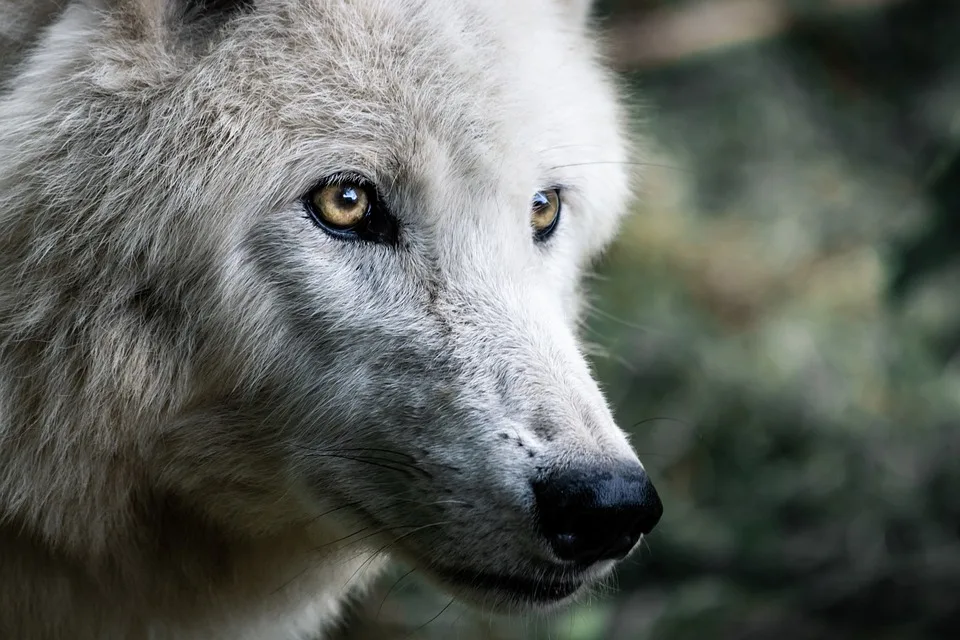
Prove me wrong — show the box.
[332,1,960,638]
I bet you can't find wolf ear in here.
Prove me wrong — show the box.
[85,0,254,42]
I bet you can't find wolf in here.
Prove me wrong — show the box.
[0,0,662,638]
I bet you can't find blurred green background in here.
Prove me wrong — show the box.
[334,1,960,638]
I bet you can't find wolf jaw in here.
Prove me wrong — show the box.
[0,0,661,638]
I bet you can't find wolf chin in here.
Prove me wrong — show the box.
[0,0,662,638]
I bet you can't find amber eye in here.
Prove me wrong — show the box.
[531,188,561,241]
[308,181,371,229]
[304,177,398,244]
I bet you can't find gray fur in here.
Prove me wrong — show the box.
[0,0,641,637]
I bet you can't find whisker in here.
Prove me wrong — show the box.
[376,566,418,620]
[388,497,472,508]
[537,143,605,153]
[329,446,420,463]
[312,526,370,552]
[306,501,363,525]
[631,416,692,430]
[270,525,371,595]
[404,596,457,639]
[316,519,454,556]
[341,520,452,590]
[546,160,688,172]
[294,444,441,479]
[585,304,658,333]
[294,449,427,480]
[269,518,442,596]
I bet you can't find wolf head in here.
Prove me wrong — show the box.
[0,0,660,613]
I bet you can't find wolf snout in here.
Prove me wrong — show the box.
[532,463,663,567]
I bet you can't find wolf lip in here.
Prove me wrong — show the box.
[439,567,584,603]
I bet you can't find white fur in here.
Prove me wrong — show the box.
[0,0,641,637]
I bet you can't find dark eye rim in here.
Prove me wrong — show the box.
[532,187,562,243]
[302,174,398,245]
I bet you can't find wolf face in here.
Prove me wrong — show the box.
[0,0,661,629]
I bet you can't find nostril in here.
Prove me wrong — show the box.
[549,532,581,561]
[533,464,663,566]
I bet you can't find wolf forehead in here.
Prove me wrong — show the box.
[78,0,618,197]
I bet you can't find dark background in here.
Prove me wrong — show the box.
[335,1,960,637]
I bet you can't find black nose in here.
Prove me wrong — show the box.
[532,463,663,566]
